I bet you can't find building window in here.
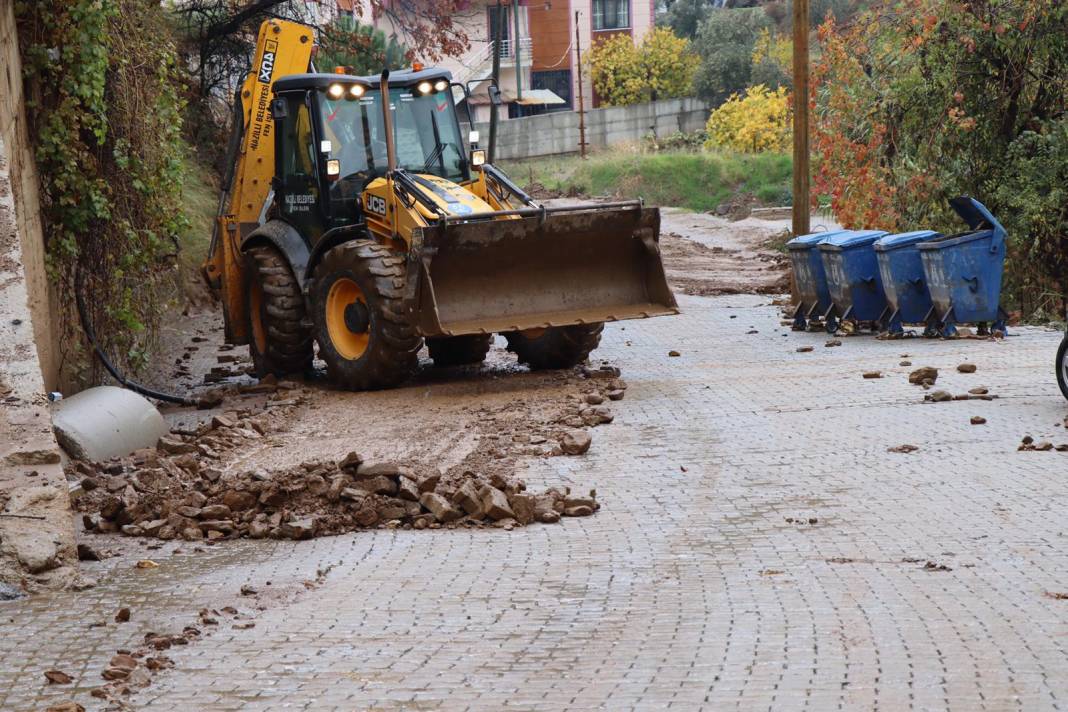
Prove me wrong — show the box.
[531,70,572,112]
[592,0,629,30]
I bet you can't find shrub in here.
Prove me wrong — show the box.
[705,85,791,153]
[812,0,1068,311]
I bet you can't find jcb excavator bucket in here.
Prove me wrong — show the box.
[411,202,679,337]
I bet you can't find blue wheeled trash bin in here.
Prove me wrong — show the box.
[874,230,941,337]
[917,197,1008,337]
[786,229,849,331]
[818,229,890,333]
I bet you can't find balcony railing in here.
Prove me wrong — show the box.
[454,37,533,84]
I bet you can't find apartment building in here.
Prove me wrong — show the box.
[335,0,655,121]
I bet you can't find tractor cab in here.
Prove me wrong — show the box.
[270,69,478,240]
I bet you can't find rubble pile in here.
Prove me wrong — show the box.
[77,451,599,541]
[68,364,628,542]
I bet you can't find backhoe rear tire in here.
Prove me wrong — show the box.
[310,240,422,390]
[245,245,312,377]
[427,334,493,367]
[505,324,604,370]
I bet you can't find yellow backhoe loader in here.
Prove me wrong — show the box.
[203,19,678,390]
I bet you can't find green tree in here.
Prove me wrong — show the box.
[691,8,771,106]
[318,15,409,75]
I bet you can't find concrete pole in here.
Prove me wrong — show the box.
[513,0,523,103]
[488,0,504,163]
[791,0,810,238]
[575,11,586,159]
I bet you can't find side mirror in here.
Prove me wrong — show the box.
[270,98,288,120]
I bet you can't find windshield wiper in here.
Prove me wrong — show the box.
[422,142,445,173]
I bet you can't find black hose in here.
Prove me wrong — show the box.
[75,268,198,407]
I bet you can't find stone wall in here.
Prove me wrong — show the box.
[0,3,77,593]
[0,2,58,391]
[474,97,711,160]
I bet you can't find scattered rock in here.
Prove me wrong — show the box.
[668,350,681,357]
[825,339,842,347]
[480,486,515,521]
[796,346,813,353]
[559,430,592,456]
[115,607,131,623]
[279,516,317,539]
[969,387,989,395]
[44,669,73,685]
[909,367,938,385]
[899,360,912,367]
[605,389,625,401]
[77,543,102,561]
[862,371,882,379]
[420,492,462,523]
[957,363,977,373]
[970,416,986,425]
[240,584,258,596]
[44,703,84,712]
[927,390,952,402]
[1035,441,1054,451]
[888,444,919,453]
[157,436,196,455]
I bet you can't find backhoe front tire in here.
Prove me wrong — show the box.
[311,240,422,390]
[427,334,493,367]
[505,324,604,370]
[245,245,312,377]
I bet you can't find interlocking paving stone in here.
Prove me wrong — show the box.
[3,294,1068,710]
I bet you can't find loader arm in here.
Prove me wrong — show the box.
[202,19,314,344]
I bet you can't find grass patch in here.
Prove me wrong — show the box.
[175,152,219,304]
[500,149,793,213]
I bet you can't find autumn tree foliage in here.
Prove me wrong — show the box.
[590,28,699,107]
[812,0,1068,310]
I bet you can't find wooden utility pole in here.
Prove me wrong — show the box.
[574,10,587,158]
[791,0,810,237]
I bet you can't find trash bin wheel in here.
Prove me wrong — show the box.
[1056,334,1068,401]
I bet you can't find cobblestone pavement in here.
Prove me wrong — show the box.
[5,294,1068,711]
